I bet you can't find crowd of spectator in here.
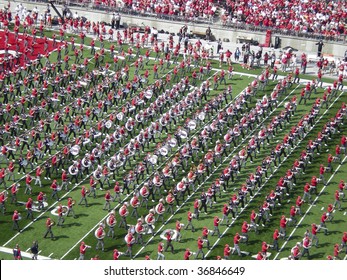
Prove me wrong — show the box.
[4,0,347,40]
[220,0,347,39]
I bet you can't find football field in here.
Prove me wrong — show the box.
[0,24,347,261]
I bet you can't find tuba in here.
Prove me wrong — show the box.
[155,203,165,215]
[124,233,135,245]
[144,90,153,99]
[70,145,80,156]
[179,130,188,139]
[105,120,113,129]
[159,145,169,156]
[94,227,106,240]
[106,215,116,227]
[145,213,155,226]
[188,120,197,130]
[130,196,140,208]
[168,138,177,148]
[68,165,78,176]
[82,157,91,168]
[119,206,129,217]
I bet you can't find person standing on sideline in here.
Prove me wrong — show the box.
[217,39,222,54]
[316,40,324,58]
[13,244,22,260]
[30,241,39,260]
[111,13,116,29]
[115,13,121,30]
[205,27,212,41]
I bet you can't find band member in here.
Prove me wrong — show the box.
[66,197,76,218]
[195,236,205,260]
[25,174,33,195]
[184,210,195,232]
[273,229,280,252]
[106,212,116,239]
[231,232,242,256]
[130,193,140,219]
[78,186,88,207]
[113,181,122,203]
[341,232,347,254]
[43,218,55,239]
[34,166,43,188]
[184,248,193,260]
[25,198,34,221]
[202,226,211,249]
[103,191,112,211]
[211,216,221,237]
[135,218,144,245]
[0,191,6,214]
[95,224,105,251]
[50,179,60,201]
[175,220,182,242]
[118,202,129,230]
[301,236,312,258]
[125,229,135,258]
[164,230,174,253]
[113,249,122,260]
[79,241,91,260]
[319,212,329,235]
[12,210,20,232]
[88,176,97,198]
[61,169,69,191]
[157,242,165,260]
[57,204,65,226]
[223,244,232,260]
[279,215,288,238]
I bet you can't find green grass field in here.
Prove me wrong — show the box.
[0,24,347,261]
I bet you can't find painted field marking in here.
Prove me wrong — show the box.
[0,246,51,260]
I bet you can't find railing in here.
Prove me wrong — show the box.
[26,0,347,44]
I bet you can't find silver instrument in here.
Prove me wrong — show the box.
[70,145,80,156]
[188,120,197,130]
[168,138,177,148]
[105,120,112,129]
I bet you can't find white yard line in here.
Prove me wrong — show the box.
[273,155,347,260]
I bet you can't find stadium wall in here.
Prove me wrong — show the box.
[2,0,346,58]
